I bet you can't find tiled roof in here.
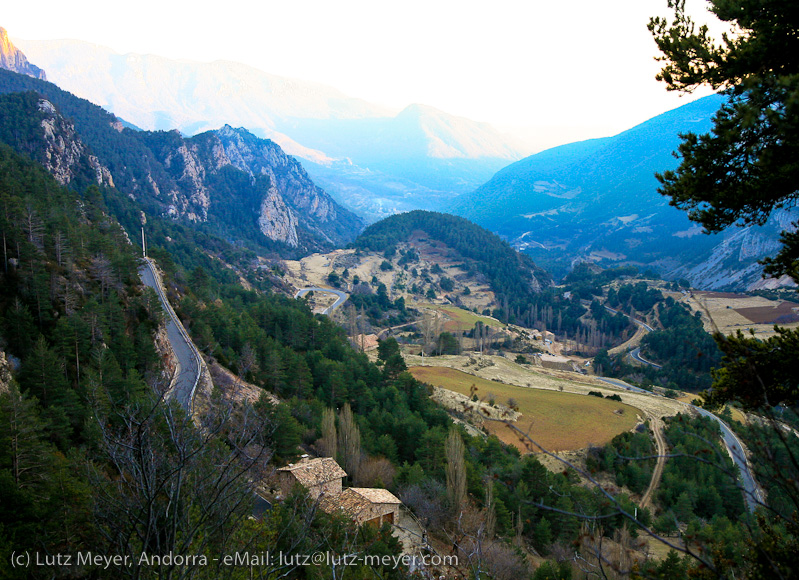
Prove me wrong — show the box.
[349,488,401,504]
[318,488,369,517]
[277,457,347,487]
[318,488,401,518]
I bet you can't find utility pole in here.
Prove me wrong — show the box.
[140,211,147,258]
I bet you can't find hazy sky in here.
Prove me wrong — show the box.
[5,0,721,151]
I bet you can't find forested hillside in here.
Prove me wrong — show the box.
[353,210,551,311]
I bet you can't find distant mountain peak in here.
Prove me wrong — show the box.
[0,27,46,80]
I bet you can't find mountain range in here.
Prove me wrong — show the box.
[452,94,795,290]
[0,66,362,253]
[15,37,522,222]
[1,28,793,290]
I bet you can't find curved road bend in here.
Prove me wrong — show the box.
[295,287,348,315]
[139,259,201,412]
[602,307,761,508]
[596,377,668,509]
[604,305,654,332]
[630,347,663,369]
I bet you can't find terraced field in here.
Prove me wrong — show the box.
[409,366,640,453]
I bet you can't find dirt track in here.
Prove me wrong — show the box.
[640,416,667,509]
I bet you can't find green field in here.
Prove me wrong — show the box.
[409,366,640,452]
[418,303,506,333]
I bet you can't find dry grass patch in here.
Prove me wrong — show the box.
[417,303,506,333]
[409,366,639,453]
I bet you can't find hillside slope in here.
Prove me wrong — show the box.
[352,211,552,311]
[453,94,794,290]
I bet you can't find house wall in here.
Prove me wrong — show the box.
[355,503,400,527]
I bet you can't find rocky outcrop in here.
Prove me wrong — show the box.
[134,125,362,249]
[37,99,114,187]
[0,350,12,395]
[258,184,299,247]
[0,27,46,81]
[664,210,798,290]
[213,125,362,247]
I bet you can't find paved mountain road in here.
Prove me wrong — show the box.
[598,374,762,512]
[295,287,348,314]
[139,258,202,413]
[630,347,663,369]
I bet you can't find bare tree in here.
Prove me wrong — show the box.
[53,230,69,268]
[237,343,258,383]
[446,427,466,514]
[89,394,274,579]
[484,478,496,540]
[354,456,395,488]
[337,403,361,480]
[318,407,337,458]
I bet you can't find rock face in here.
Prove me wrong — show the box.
[213,125,361,247]
[135,125,363,249]
[0,28,46,80]
[0,350,12,395]
[664,210,798,291]
[36,98,114,187]
[0,91,113,189]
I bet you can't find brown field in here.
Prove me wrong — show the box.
[735,301,799,324]
[409,366,640,453]
[684,292,799,338]
[693,291,748,299]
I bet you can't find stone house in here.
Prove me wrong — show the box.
[274,457,347,499]
[318,487,402,527]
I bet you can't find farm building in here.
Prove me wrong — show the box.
[319,487,402,527]
[274,457,347,499]
[351,333,380,351]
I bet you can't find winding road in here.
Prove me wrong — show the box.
[139,258,203,413]
[630,347,663,369]
[294,287,349,314]
[693,405,763,511]
[597,307,763,512]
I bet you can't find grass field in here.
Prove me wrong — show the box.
[409,366,640,453]
[417,303,506,333]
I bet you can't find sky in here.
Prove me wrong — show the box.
[4,0,722,152]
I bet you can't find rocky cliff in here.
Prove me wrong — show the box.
[0,28,46,80]
[213,125,361,246]
[0,91,113,189]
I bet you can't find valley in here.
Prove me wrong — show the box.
[0,20,797,580]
